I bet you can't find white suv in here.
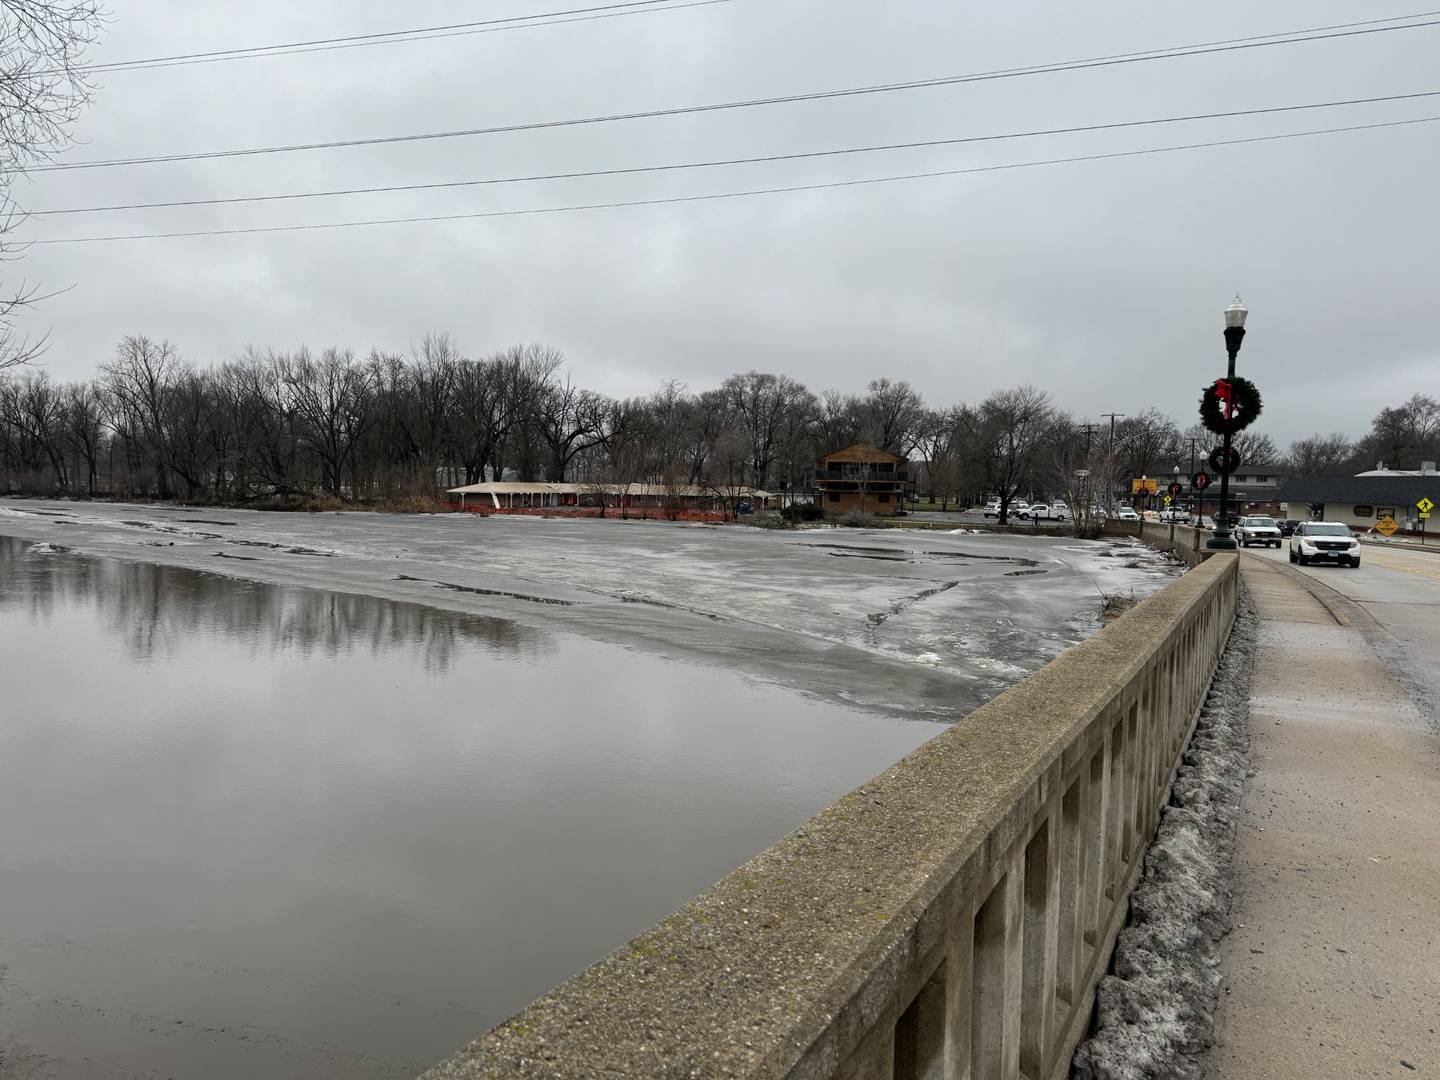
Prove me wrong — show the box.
[1290,521,1361,567]
[1234,516,1282,548]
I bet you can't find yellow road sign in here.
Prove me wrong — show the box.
[1376,516,1400,537]
[1422,511,1432,521]
[1418,497,1435,513]
[1163,495,1172,505]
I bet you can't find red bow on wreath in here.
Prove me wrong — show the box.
[1214,379,1234,420]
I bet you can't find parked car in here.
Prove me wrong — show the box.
[1158,508,1191,524]
[1290,521,1361,567]
[1234,515,1282,548]
[1011,503,1034,519]
[982,499,1001,518]
[1278,519,1301,537]
[1026,503,1066,521]
[1116,506,1140,522]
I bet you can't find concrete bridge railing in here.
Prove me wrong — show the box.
[424,554,1241,1080]
[1104,519,1213,567]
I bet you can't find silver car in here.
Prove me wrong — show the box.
[1234,516,1282,548]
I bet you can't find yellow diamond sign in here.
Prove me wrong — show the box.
[1418,497,1435,514]
[1376,516,1400,537]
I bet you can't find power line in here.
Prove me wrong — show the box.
[71,6,1440,76]
[28,89,1440,217]
[30,114,1439,246]
[74,0,733,74]
[19,14,1440,177]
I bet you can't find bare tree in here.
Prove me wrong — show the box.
[1352,394,1439,470]
[62,379,103,494]
[1286,433,1354,477]
[1114,409,1179,481]
[721,371,813,488]
[860,378,924,456]
[100,336,181,498]
[532,378,609,482]
[282,347,376,498]
[0,1,104,369]
[972,385,1056,524]
[815,389,861,454]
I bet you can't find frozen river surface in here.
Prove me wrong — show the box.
[0,501,1178,718]
[0,502,1178,1078]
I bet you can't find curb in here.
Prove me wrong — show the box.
[1359,537,1438,555]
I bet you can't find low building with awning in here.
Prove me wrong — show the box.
[1275,474,1437,530]
[445,481,772,513]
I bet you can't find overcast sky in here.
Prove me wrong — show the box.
[10,0,1440,445]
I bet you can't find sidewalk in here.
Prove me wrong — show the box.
[1210,557,1440,1076]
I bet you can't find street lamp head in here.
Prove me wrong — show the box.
[1224,294,1249,329]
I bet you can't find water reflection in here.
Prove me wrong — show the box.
[0,535,547,671]
[0,533,935,1080]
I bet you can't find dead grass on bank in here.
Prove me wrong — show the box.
[1099,588,1139,620]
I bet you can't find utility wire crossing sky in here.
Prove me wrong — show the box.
[8,0,1439,447]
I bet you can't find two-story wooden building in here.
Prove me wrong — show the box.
[814,443,913,516]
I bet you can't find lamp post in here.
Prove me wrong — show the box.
[1207,295,1248,550]
[1188,438,1198,521]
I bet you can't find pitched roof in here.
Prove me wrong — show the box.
[446,481,771,498]
[1274,475,1438,506]
[1159,462,1290,478]
[819,442,905,463]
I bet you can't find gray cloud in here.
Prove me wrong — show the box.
[11,0,1440,445]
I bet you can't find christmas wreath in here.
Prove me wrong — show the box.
[1199,376,1262,435]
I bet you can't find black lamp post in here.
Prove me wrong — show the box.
[1207,295,1248,550]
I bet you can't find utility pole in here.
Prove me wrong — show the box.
[1189,437,1198,521]
[1099,413,1125,512]
[1101,412,1126,450]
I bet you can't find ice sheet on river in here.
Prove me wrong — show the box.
[0,500,1179,721]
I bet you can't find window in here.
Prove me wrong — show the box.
[1377,507,1395,520]
[829,492,840,503]
[1353,505,1373,518]
[878,493,890,503]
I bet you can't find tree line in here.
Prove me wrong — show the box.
[0,335,1434,512]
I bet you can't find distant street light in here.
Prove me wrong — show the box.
[1207,295,1248,550]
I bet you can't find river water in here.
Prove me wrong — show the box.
[0,536,936,1078]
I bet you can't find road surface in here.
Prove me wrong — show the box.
[1246,540,1440,727]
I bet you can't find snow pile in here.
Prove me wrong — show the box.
[1071,589,1257,1080]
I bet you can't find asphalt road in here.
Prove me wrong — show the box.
[1244,541,1440,728]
